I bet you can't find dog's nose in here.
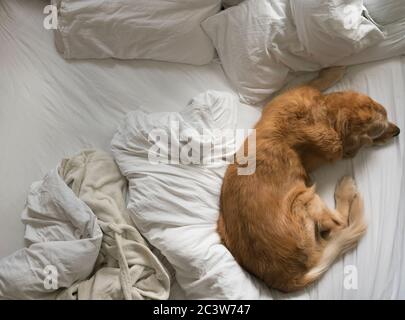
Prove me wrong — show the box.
[388,122,400,137]
[393,126,400,137]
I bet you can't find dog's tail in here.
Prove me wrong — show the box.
[303,194,367,288]
[280,194,367,292]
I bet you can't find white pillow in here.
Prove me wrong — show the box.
[290,0,384,66]
[337,19,405,66]
[202,0,294,104]
[202,0,384,104]
[364,0,405,25]
[52,0,221,65]
[111,91,273,299]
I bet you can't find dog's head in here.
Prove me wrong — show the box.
[326,91,400,157]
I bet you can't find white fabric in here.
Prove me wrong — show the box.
[0,150,171,300]
[1,0,404,299]
[336,19,405,66]
[111,91,274,299]
[291,0,384,66]
[52,0,221,65]
[56,150,171,300]
[364,0,405,25]
[222,0,244,8]
[0,0,259,299]
[0,0,260,258]
[203,0,293,104]
[0,168,103,299]
[201,0,405,104]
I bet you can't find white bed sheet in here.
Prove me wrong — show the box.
[0,0,404,299]
[0,0,260,257]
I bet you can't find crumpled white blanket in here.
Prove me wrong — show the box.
[0,150,170,300]
[111,90,275,299]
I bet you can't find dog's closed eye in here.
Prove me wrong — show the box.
[367,122,387,139]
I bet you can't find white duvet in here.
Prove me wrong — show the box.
[112,91,274,299]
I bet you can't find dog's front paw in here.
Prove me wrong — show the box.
[335,176,358,204]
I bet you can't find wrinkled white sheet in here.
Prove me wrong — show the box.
[0,0,260,259]
[0,150,171,300]
[0,0,404,299]
[0,168,103,299]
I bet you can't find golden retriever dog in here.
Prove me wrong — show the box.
[219,67,400,292]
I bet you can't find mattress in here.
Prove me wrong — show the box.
[0,0,404,299]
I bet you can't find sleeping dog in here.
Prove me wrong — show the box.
[219,67,400,292]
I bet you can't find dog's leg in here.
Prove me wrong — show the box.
[298,177,366,291]
[314,177,359,238]
[334,176,359,226]
[299,124,343,171]
[308,66,346,92]
[301,153,327,175]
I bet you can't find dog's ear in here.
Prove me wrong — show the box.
[335,104,374,152]
[327,92,374,136]
[343,134,373,158]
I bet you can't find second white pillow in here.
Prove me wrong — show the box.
[202,0,384,104]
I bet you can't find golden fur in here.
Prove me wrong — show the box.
[219,67,400,292]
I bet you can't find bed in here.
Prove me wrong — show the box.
[0,0,404,299]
